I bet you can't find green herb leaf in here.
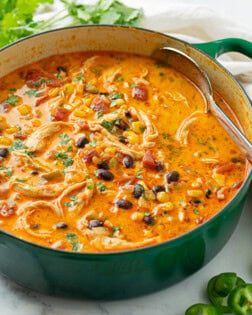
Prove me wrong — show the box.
[55,152,68,160]
[25,89,41,97]
[193,209,200,215]
[64,157,73,168]
[59,133,70,144]
[71,241,83,252]
[136,170,143,179]
[66,232,78,241]
[6,94,18,105]
[101,120,113,132]
[15,178,27,183]
[97,182,108,192]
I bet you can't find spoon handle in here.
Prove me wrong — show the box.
[210,97,252,164]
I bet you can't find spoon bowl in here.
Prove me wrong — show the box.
[152,47,252,164]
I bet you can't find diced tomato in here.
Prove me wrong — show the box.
[83,150,97,163]
[91,96,109,112]
[143,150,156,170]
[232,181,243,189]
[76,120,89,130]
[46,78,63,88]
[51,240,67,250]
[214,162,236,174]
[52,107,69,121]
[0,203,17,217]
[115,175,136,184]
[24,70,46,88]
[0,102,11,113]
[35,95,49,107]
[13,133,27,140]
[132,86,148,101]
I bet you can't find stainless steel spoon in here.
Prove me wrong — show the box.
[152,47,252,164]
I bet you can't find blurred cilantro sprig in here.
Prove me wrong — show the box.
[0,0,143,48]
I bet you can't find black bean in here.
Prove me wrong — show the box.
[55,222,68,229]
[123,156,134,168]
[96,169,114,181]
[97,160,109,170]
[76,137,89,148]
[116,199,133,209]
[31,170,39,175]
[153,185,165,193]
[133,184,144,199]
[57,66,67,73]
[0,148,9,158]
[206,189,212,199]
[88,219,104,229]
[167,171,180,183]
[143,215,155,225]
[118,136,128,144]
[114,119,129,130]
[155,161,164,171]
[231,157,244,164]
[31,224,39,230]
[191,199,202,205]
[124,110,131,118]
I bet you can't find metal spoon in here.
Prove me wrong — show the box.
[152,47,252,164]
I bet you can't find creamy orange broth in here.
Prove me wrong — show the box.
[0,52,246,252]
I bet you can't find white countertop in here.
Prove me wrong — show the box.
[0,1,251,314]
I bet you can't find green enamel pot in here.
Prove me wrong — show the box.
[0,26,251,299]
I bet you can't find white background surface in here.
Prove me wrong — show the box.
[0,1,251,314]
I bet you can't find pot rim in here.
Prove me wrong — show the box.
[0,24,251,257]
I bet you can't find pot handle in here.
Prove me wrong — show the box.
[193,38,252,58]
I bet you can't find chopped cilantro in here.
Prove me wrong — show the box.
[9,139,26,152]
[102,120,113,132]
[89,140,97,147]
[25,89,42,97]
[97,111,103,119]
[117,76,124,81]
[139,127,145,133]
[130,84,136,88]
[59,133,70,144]
[110,93,123,100]
[64,158,73,168]
[193,209,200,215]
[136,170,143,179]
[6,94,18,106]
[71,241,83,252]
[111,226,120,236]
[55,152,68,160]
[64,202,73,208]
[67,145,73,152]
[15,179,27,183]
[97,182,108,192]
[66,233,78,241]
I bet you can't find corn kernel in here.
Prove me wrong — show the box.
[5,127,19,134]
[72,98,83,109]
[191,181,201,188]
[74,109,86,118]
[18,104,31,116]
[144,190,156,201]
[32,119,42,127]
[157,191,169,203]
[163,202,174,211]
[64,83,74,96]
[124,131,139,144]
[104,147,116,154]
[213,174,225,187]
[84,95,94,107]
[48,88,60,98]
[92,156,101,164]
[76,83,84,95]
[187,190,204,198]
[111,98,125,108]
[131,212,144,221]
[131,121,145,134]
[0,137,12,145]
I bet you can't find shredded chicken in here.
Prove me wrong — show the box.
[12,182,65,198]
[26,122,73,152]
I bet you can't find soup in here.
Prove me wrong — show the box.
[0,52,246,252]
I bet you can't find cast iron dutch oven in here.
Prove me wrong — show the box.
[0,26,251,299]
